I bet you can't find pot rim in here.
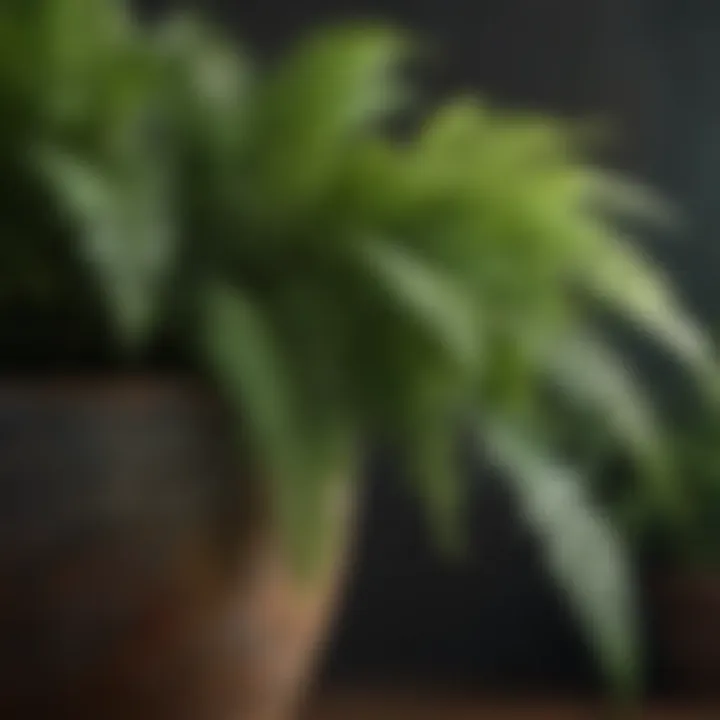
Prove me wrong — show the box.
[0,372,218,400]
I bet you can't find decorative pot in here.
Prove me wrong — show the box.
[653,570,720,696]
[0,378,355,720]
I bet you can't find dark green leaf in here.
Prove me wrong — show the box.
[356,237,481,370]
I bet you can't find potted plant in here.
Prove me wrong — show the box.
[636,409,720,696]
[0,0,712,716]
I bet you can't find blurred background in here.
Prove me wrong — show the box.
[134,0,720,703]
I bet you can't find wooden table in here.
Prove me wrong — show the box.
[303,690,720,719]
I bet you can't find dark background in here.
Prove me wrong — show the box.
[142,0,720,695]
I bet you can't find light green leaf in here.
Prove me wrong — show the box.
[249,25,412,220]
[582,169,678,230]
[481,419,643,698]
[546,333,661,469]
[579,233,714,378]
[545,331,693,523]
[155,13,249,104]
[419,97,487,159]
[37,149,174,348]
[202,282,334,574]
[202,281,301,478]
[153,12,251,141]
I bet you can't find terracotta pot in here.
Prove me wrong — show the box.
[653,570,720,696]
[0,378,356,720]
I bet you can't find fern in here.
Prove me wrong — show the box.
[1,0,715,694]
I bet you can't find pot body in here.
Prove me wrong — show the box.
[654,570,720,696]
[0,379,354,720]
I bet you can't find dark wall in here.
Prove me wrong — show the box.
[140,0,719,692]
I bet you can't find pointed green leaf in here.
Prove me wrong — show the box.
[36,149,175,349]
[578,233,714,378]
[481,419,643,699]
[202,282,337,575]
[202,280,301,477]
[249,25,412,220]
[356,237,480,369]
[545,331,693,524]
[153,12,252,142]
[582,169,678,230]
[546,333,661,468]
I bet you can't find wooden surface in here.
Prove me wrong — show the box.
[303,690,720,719]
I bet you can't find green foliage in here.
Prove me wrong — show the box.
[1,0,715,693]
[648,403,720,566]
[482,419,642,700]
